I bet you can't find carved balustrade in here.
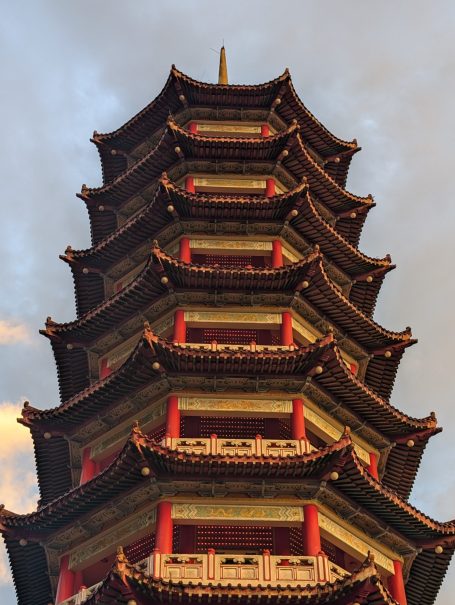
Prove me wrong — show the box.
[145,550,349,586]
[162,436,313,457]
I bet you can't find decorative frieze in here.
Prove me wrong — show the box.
[178,396,292,415]
[172,503,304,524]
[69,508,156,569]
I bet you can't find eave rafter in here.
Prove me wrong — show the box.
[24,329,436,442]
[93,66,357,186]
[2,429,453,543]
[81,120,366,246]
[65,175,390,320]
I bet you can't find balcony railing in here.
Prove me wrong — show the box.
[60,551,349,604]
[140,550,349,586]
[162,436,314,457]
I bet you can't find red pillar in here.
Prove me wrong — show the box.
[261,124,270,137]
[155,501,173,554]
[79,447,99,485]
[173,310,186,343]
[188,122,198,134]
[291,399,306,440]
[302,504,321,556]
[367,452,379,480]
[272,240,283,268]
[388,560,408,605]
[99,357,112,379]
[185,176,195,193]
[179,237,191,263]
[55,555,75,604]
[280,312,293,346]
[166,396,180,438]
[265,178,276,197]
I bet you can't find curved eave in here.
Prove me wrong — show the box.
[84,119,296,206]
[28,426,73,506]
[3,538,51,605]
[383,429,441,501]
[20,331,162,429]
[350,266,395,318]
[3,435,454,555]
[283,133,373,217]
[62,179,180,272]
[162,174,309,221]
[95,66,356,185]
[23,331,434,443]
[95,67,287,149]
[291,190,390,277]
[43,255,166,344]
[41,258,167,402]
[84,556,396,605]
[313,344,436,438]
[169,116,298,160]
[155,245,320,292]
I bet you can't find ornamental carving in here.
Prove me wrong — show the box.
[69,508,156,569]
[172,503,303,523]
[178,397,292,414]
[318,511,395,574]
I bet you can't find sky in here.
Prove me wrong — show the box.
[0,1,454,603]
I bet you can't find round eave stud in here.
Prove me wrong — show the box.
[314,365,323,375]
[98,205,105,212]
[141,467,151,477]
[435,545,444,554]
[301,280,310,289]
[384,350,392,358]
[366,275,373,283]
[290,209,299,217]
[330,471,339,481]
[350,212,357,219]
[19,539,28,547]
[406,439,415,448]
[174,146,182,155]
[66,344,73,350]
[152,362,160,371]
[167,205,175,213]
[178,94,186,102]
[82,267,89,275]
[161,276,169,285]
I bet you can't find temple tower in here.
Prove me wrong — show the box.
[2,53,454,605]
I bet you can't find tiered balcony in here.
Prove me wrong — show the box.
[146,550,348,585]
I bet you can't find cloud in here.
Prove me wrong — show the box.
[0,321,31,346]
[0,401,38,586]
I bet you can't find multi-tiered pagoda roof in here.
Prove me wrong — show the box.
[2,52,453,605]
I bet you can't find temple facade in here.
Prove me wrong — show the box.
[2,51,454,605]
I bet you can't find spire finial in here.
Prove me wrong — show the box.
[218,46,228,85]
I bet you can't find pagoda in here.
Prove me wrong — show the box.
[2,50,454,605]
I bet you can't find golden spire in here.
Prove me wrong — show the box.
[218,46,228,85]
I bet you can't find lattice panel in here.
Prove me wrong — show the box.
[279,418,291,440]
[289,526,304,556]
[202,328,259,345]
[321,537,346,567]
[125,533,155,564]
[192,254,267,268]
[199,416,265,439]
[147,424,166,442]
[195,525,274,553]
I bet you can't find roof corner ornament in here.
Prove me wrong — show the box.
[218,45,228,85]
